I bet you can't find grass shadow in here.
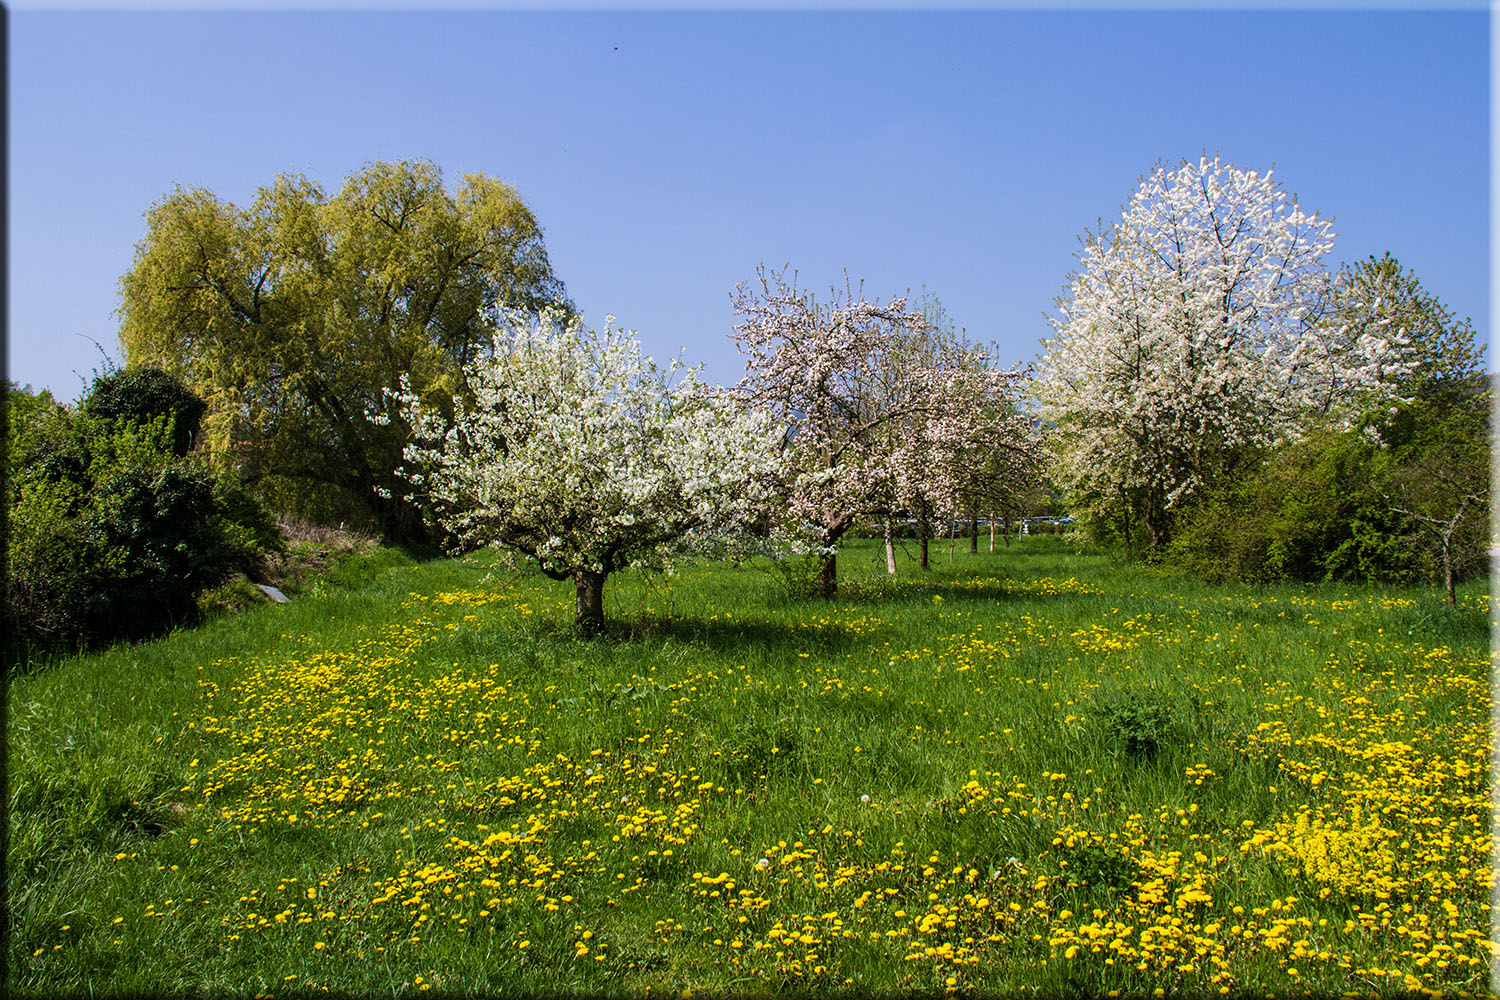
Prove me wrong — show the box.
[523,610,865,658]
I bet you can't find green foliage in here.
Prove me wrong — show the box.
[1162,255,1489,592]
[4,379,284,663]
[1169,431,1406,584]
[117,159,571,542]
[764,552,827,599]
[80,366,206,457]
[1092,687,1186,762]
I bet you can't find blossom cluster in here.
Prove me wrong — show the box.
[1037,155,1408,512]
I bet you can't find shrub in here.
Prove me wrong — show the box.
[4,379,283,663]
[1092,687,1196,762]
[80,366,206,457]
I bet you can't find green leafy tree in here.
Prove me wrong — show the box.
[1167,254,1489,598]
[1336,254,1490,603]
[118,159,569,542]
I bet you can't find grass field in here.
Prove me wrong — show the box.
[8,535,1493,998]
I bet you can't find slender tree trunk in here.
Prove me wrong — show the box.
[1001,514,1011,548]
[989,517,995,552]
[1143,486,1169,552]
[918,508,930,570]
[884,518,897,575]
[574,568,607,631]
[949,518,956,558]
[969,512,979,554]
[818,551,838,600]
[1442,537,1456,606]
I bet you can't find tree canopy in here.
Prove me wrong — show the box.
[1037,155,1404,550]
[396,310,781,629]
[118,159,569,542]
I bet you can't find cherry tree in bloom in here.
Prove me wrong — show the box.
[733,266,1035,594]
[880,309,1041,569]
[1036,155,1405,549]
[395,309,782,629]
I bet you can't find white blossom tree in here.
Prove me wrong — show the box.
[395,309,782,629]
[1036,155,1404,549]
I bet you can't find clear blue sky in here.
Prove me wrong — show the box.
[10,8,1490,402]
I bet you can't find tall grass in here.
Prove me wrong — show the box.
[9,536,1491,997]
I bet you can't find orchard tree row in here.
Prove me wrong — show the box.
[12,155,1480,640]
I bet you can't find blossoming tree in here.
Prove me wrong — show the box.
[733,266,1036,594]
[1036,155,1403,549]
[880,300,1041,569]
[395,310,782,629]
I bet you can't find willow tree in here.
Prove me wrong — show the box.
[118,159,568,542]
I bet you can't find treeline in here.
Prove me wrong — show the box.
[7,157,1489,651]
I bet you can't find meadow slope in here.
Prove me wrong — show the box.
[9,537,1492,998]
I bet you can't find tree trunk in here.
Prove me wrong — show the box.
[884,519,897,575]
[1001,514,1011,548]
[370,491,431,547]
[1442,537,1456,607]
[918,509,930,570]
[1142,486,1169,552]
[989,518,995,552]
[574,567,607,631]
[969,513,979,554]
[818,551,838,600]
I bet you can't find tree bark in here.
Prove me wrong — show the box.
[884,519,897,575]
[574,567,607,631]
[969,513,979,554]
[818,551,838,600]
[918,508,930,570]
[1000,514,1011,548]
[1442,537,1456,607]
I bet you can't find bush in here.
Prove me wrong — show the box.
[1166,432,1409,584]
[1095,690,1177,761]
[4,378,283,663]
[81,366,206,457]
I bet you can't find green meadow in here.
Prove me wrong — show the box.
[9,537,1492,998]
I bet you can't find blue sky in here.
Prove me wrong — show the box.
[10,8,1490,401]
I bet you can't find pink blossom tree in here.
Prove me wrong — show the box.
[881,295,1041,568]
[733,266,1037,594]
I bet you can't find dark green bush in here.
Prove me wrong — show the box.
[4,378,283,663]
[1167,431,1416,585]
[81,366,206,457]
[1092,687,1201,762]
